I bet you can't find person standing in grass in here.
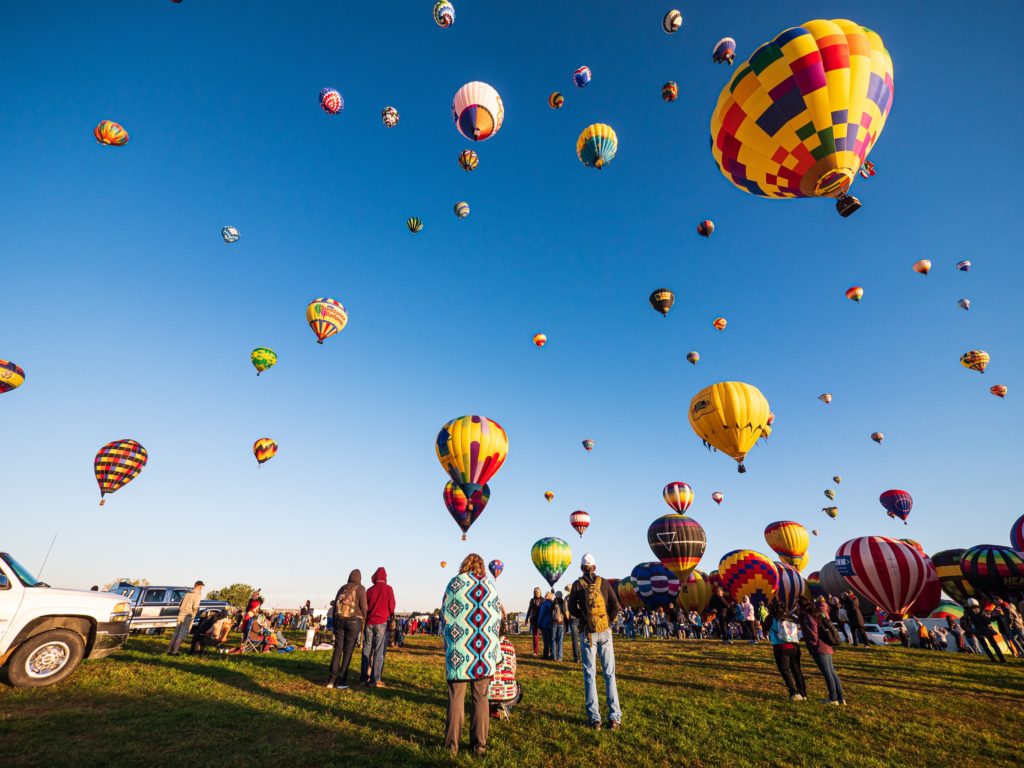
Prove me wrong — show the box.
[361,567,396,687]
[441,553,504,758]
[963,599,1006,663]
[538,592,554,659]
[708,586,731,644]
[566,583,582,661]
[325,570,367,690]
[740,596,757,644]
[798,597,846,705]
[167,580,204,656]
[525,588,543,656]
[551,591,567,661]
[840,591,870,647]
[568,553,622,731]
[765,599,806,702]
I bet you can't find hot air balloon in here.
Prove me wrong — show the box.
[712,491,724,505]
[824,489,836,501]
[871,432,884,445]
[767,413,776,428]
[859,160,876,179]
[812,529,819,537]
[1010,514,1024,553]
[960,350,989,373]
[956,260,971,272]
[712,37,736,64]
[718,550,777,606]
[533,333,547,348]
[95,439,148,506]
[631,562,681,610]
[957,298,971,311]
[711,20,893,216]
[488,559,503,579]
[649,289,675,316]
[617,576,643,610]
[764,521,809,563]
[930,600,963,621]
[648,515,706,581]
[846,286,864,302]
[407,217,424,233]
[436,415,509,502]
[577,124,618,169]
[253,438,277,466]
[433,0,454,28]
[221,226,240,243]
[899,539,925,556]
[688,381,771,473]
[544,491,554,503]
[306,298,348,344]
[319,88,343,115]
[443,480,491,540]
[0,360,25,394]
[568,510,591,538]
[531,537,572,588]
[686,351,700,365]
[549,92,564,109]
[909,557,941,617]
[94,120,128,146]
[823,506,839,519]
[712,317,727,330]
[960,545,1024,600]
[677,570,711,613]
[573,66,592,88]
[381,106,399,127]
[774,562,810,611]
[663,9,682,34]
[441,561,447,569]
[662,82,679,102]
[818,561,876,618]
[819,393,832,405]
[913,259,931,276]
[835,537,928,618]
[250,347,277,376]
[806,571,824,598]
[454,201,470,219]
[879,490,913,524]
[780,552,810,572]
[931,549,976,606]
[662,482,694,514]
[990,384,1007,399]
[581,439,595,452]
[453,82,504,141]
[697,220,714,237]
[833,476,842,485]
[458,149,479,171]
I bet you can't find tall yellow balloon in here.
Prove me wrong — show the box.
[764,521,809,560]
[436,415,509,496]
[688,381,771,472]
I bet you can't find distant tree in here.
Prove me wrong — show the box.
[207,583,257,609]
[102,577,151,591]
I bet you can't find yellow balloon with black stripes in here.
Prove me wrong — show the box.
[688,381,771,473]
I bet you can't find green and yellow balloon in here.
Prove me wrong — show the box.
[531,537,572,588]
[250,347,277,376]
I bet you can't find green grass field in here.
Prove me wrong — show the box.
[1,634,1020,767]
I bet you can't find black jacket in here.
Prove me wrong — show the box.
[525,596,544,629]
[963,607,996,637]
[841,594,865,627]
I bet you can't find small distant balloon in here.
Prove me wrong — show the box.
[956,260,971,272]
[433,0,454,28]
[712,491,724,505]
[812,529,819,537]
[569,510,591,537]
[824,489,836,501]
[819,393,832,405]
[662,9,682,33]
[577,123,618,169]
[94,120,129,146]
[823,506,838,519]
[712,317,727,330]
[319,88,343,115]
[458,149,479,172]
[250,347,277,376]
[990,384,1007,398]
[549,92,564,109]
[407,217,424,233]
[222,226,240,244]
[649,289,675,317]
[712,37,737,65]
[833,476,842,485]
[846,286,863,303]
[533,333,547,348]
[454,201,470,219]
[960,350,989,374]
[913,259,931,276]
[452,81,504,141]
[441,560,447,569]
[871,432,884,444]
[582,439,595,452]
[663,482,694,514]
[697,220,714,237]
[573,66,592,88]
[686,351,700,365]
[253,438,277,466]
[306,298,348,345]
[0,360,26,394]
[662,82,679,102]
[381,106,400,128]
[957,298,971,311]
[488,559,503,579]
[544,491,554,502]
[95,439,148,506]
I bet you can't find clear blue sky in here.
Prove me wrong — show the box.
[2,2,1021,613]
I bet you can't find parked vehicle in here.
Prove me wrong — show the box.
[106,582,229,632]
[0,552,130,688]
[863,622,901,646]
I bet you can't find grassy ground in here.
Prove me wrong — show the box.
[0,633,1020,768]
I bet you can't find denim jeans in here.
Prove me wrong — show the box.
[811,651,844,702]
[552,624,565,661]
[569,619,580,661]
[360,623,388,683]
[581,629,621,724]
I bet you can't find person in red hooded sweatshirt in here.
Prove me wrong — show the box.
[361,567,396,688]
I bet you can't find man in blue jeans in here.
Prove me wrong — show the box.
[361,567,396,687]
[567,553,622,730]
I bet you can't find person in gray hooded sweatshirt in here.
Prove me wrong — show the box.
[326,569,368,689]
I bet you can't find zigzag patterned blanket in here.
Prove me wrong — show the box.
[442,572,504,681]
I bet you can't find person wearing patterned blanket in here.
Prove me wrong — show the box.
[442,553,505,757]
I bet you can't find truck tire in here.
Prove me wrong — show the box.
[6,629,86,688]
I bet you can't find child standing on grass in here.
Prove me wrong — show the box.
[765,599,806,702]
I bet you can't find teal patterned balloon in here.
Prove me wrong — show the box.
[531,537,572,588]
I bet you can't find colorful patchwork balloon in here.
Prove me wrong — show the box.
[531,537,572,588]
[677,570,711,613]
[929,600,964,620]
[94,120,128,146]
[95,439,148,506]
[433,0,454,28]
[306,298,348,344]
[718,549,778,607]
[458,149,479,171]
[960,350,990,373]
[436,415,509,500]
[835,537,928,618]
[253,438,278,466]
[662,482,694,514]
[381,106,399,128]
[443,480,491,540]
[617,576,643,610]
[631,562,681,610]
[250,347,277,376]
[960,545,1024,600]
[0,360,25,394]
[712,37,736,64]
[686,351,700,365]
[488,560,503,579]
[647,514,706,581]
[319,88,343,115]
[662,81,679,102]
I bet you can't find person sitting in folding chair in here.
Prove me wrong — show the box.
[233,615,274,654]
[190,609,232,655]
[488,624,522,720]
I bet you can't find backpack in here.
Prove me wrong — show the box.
[552,603,564,624]
[335,585,357,620]
[818,615,842,646]
[583,577,609,633]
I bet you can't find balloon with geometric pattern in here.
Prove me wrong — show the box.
[631,562,681,610]
[662,82,679,102]
[710,20,893,217]
[0,360,25,394]
[718,549,778,607]
[454,201,470,219]
[488,559,504,579]
[94,439,148,506]
[250,347,277,376]
[253,438,278,466]
[835,536,928,618]
[443,480,491,540]
[774,561,810,611]
[647,514,706,581]
[960,350,989,374]
[531,537,572,588]
[662,482,694,514]
[319,88,343,115]
[306,298,348,344]
[433,0,454,28]
[221,226,240,244]
[617,576,643,610]
[407,217,424,233]
[573,66,592,88]
[549,92,564,109]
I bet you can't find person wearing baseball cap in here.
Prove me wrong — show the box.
[167,580,205,656]
[567,553,622,730]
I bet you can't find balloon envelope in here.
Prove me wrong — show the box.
[718,549,777,607]
[94,439,148,505]
[960,545,1024,601]
[617,576,643,610]
[764,521,809,559]
[531,538,572,588]
[647,515,706,581]
[436,415,509,498]
[879,489,913,523]
[774,562,809,611]
[306,298,348,344]
[662,482,694,514]
[677,570,711,613]
[452,81,504,141]
[253,438,277,465]
[689,381,771,472]
[443,481,490,539]
[931,549,976,606]
[631,562,681,610]
[0,360,25,393]
[835,537,928,618]
[488,560,503,579]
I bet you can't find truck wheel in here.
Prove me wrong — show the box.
[6,629,86,688]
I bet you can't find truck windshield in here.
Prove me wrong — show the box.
[0,553,41,587]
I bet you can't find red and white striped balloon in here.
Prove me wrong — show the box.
[835,536,928,618]
[569,510,591,538]
[909,557,941,617]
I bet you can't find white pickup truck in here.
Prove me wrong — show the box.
[0,551,131,688]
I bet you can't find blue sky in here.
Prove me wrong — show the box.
[2,2,1021,612]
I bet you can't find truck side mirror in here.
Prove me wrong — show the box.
[0,574,10,589]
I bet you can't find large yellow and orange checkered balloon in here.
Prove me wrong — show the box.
[94,439,148,505]
[711,19,893,202]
